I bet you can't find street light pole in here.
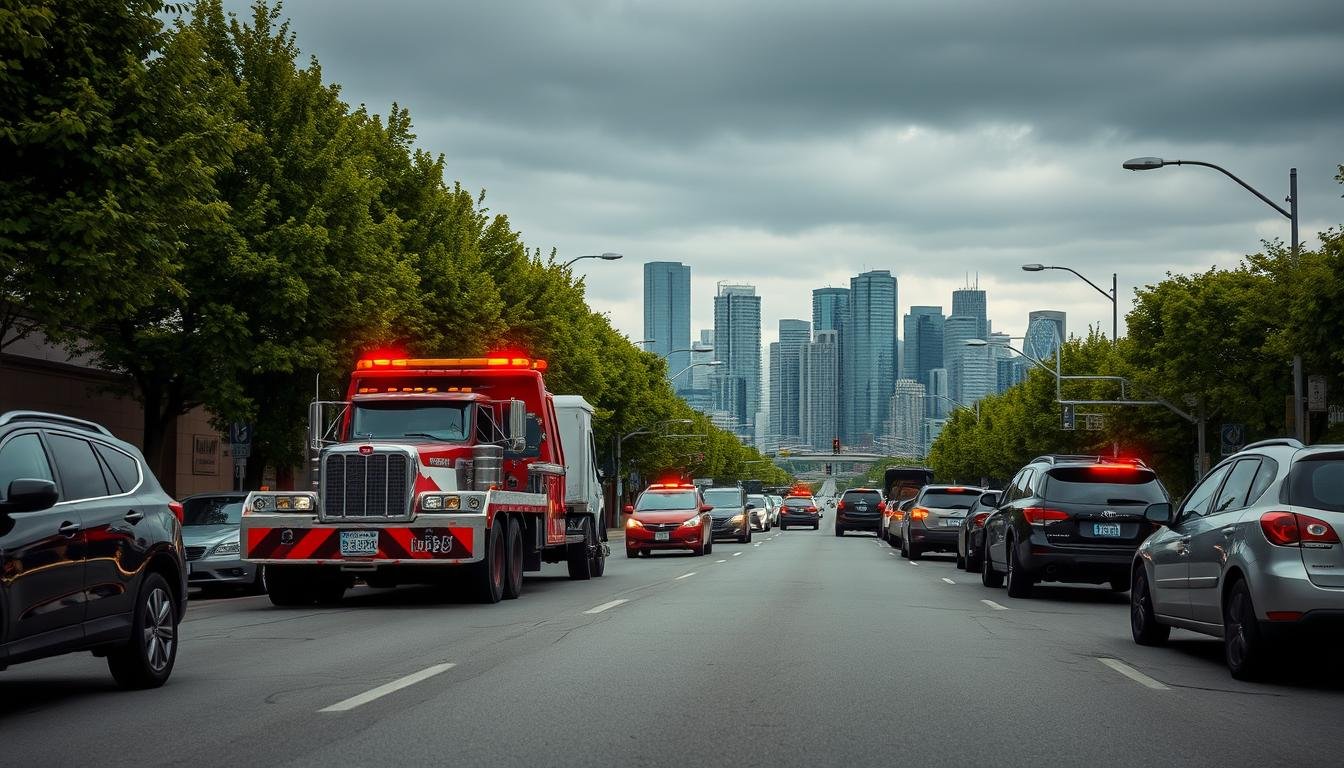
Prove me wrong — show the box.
[1123,156,1303,440]
[614,418,694,515]
[561,252,624,269]
[1021,264,1117,342]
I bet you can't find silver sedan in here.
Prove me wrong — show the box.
[183,492,267,594]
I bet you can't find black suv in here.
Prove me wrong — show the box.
[0,411,187,687]
[980,455,1168,598]
[836,487,883,536]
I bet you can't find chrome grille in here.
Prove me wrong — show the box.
[644,522,680,532]
[322,451,411,519]
[185,546,207,561]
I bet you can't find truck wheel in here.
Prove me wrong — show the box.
[503,515,524,599]
[590,521,607,577]
[315,579,347,605]
[267,567,315,606]
[567,518,593,580]
[471,517,506,603]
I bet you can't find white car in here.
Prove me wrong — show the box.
[769,494,785,526]
[747,493,774,531]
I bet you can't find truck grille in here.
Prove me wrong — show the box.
[323,452,410,519]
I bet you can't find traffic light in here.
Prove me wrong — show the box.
[832,437,841,454]
[1061,404,1076,431]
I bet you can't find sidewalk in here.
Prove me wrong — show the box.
[605,527,624,541]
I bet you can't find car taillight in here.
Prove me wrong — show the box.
[1260,511,1340,547]
[1023,507,1069,525]
[972,512,990,528]
[805,506,817,513]
[837,501,846,510]
[910,507,929,520]
[168,501,184,524]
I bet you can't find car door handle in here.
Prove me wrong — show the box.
[124,509,144,523]
[58,520,81,537]
[1221,526,1236,537]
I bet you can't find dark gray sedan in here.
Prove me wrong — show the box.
[956,490,1001,571]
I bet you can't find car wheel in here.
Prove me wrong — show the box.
[907,541,922,560]
[315,578,347,605]
[266,566,315,606]
[705,536,713,555]
[1130,569,1170,646]
[780,524,788,531]
[626,546,638,559]
[956,550,965,570]
[249,565,268,595]
[835,526,844,537]
[503,515,524,599]
[981,544,1004,588]
[1004,539,1032,598]
[900,535,909,559]
[811,523,818,530]
[1224,579,1270,680]
[471,516,507,602]
[967,546,981,574]
[107,572,178,689]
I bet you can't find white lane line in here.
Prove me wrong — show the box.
[1098,658,1170,690]
[716,559,727,563]
[888,551,897,556]
[732,552,743,557]
[583,599,629,615]
[941,577,956,584]
[320,662,455,713]
[753,542,761,547]
[981,599,1009,610]
[676,572,697,580]
[907,561,919,567]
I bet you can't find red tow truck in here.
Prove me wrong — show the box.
[241,355,607,606]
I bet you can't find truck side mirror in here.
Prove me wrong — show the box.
[308,400,322,450]
[506,399,527,452]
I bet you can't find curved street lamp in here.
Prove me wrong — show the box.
[1021,264,1116,343]
[562,252,624,269]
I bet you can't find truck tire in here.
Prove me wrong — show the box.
[267,567,316,606]
[590,519,607,577]
[470,517,506,603]
[503,515,524,600]
[567,518,593,580]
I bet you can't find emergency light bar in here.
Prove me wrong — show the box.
[356,356,549,371]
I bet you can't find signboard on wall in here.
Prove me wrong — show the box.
[192,434,219,475]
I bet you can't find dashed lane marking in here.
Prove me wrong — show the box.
[753,542,761,547]
[1098,658,1170,690]
[732,552,743,557]
[583,599,629,615]
[908,561,919,566]
[676,572,697,580]
[716,559,727,563]
[942,578,956,584]
[319,663,456,713]
[981,599,1009,610]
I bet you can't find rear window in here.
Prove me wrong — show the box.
[1287,456,1344,513]
[843,491,881,505]
[1043,467,1166,505]
[636,491,697,511]
[920,489,978,509]
[783,497,814,508]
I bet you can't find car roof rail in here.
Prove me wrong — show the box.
[0,410,114,437]
[1030,454,1100,465]
[1241,437,1305,451]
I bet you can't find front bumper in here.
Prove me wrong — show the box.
[711,518,749,539]
[188,555,259,585]
[242,512,486,566]
[627,526,704,550]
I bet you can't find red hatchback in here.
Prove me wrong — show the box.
[624,483,714,557]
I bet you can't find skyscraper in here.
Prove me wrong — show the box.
[844,270,898,445]
[1025,310,1066,361]
[926,367,949,418]
[684,330,716,414]
[643,261,692,390]
[768,319,810,444]
[713,284,761,437]
[942,315,980,403]
[951,286,989,340]
[903,306,945,391]
[799,330,841,451]
[883,379,926,458]
[812,288,850,333]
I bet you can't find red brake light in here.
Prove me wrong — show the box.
[837,500,846,510]
[1023,507,1069,525]
[805,506,817,513]
[947,486,966,492]
[168,501,184,524]
[972,512,990,528]
[1260,511,1340,547]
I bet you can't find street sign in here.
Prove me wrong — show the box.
[229,422,252,460]
[1220,423,1246,456]
[1061,404,1076,431]
[1308,375,1327,412]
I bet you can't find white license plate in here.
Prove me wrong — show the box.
[944,518,963,527]
[340,530,379,556]
[856,505,868,511]
[1093,523,1122,538]
[655,531,670,542]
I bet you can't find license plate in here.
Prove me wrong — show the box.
[856,505,868,511]
[340,530,379,557]
[944,518,962,527]
[655,531,670,541]
[1093,523,1122,538]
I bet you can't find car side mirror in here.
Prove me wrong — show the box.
[981,491,1000,507]
[700,504,713,513]
[1144,502,1173,526]
[2,479,59,514]
[622,505,635,514]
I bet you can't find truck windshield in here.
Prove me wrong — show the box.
[350,401,471,441]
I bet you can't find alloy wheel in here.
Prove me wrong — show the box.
[143,587,175,673]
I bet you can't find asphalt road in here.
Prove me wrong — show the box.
[3,526,1344,767]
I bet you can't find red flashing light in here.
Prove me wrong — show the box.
[947,486,967,493]
[357,355,549,371]
[1023,507,1069,525]
[648,482,694,490]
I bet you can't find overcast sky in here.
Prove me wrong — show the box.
[222,0,1343,347]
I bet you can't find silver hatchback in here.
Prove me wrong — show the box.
[1131,439,1344,679]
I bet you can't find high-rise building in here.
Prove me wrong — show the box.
[1025,310,1066,361]
[844,270,898,446]
[768,319,811,444]
[903,306,945,391]
[712,284,761,437]
[883,379,926,458]
[812,288,850,333]
[998,356,1029,392]
[643,262,692,390]
[926,367,949,419]
[682,330,716,414]
[951,286,989,340]
[942,315,980,403]
[799,330,841,451]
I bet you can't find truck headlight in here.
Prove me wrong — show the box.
[212,539,241,557]
[274,495,314,511]
[420,494,461,511]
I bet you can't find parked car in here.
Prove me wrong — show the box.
[748,493,774,532]
[886,498,916,547]
[703,486,753,543]
[182,492,266,594]
[624,482,714,557]
[882,467,933,543]
[836,487,884,536]
[1130,439,1344,679]
[0,410,187,688]
[900,485,983,559]
[956,490,1001,571]
[769,494,785,526]
[778,494,821,530]
[982,455,1168,598]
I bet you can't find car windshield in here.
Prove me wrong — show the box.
[1044,467,1166,504]
[747,494,769,507]
[702,489,743,506]
[636,491,697,511]
[1287,455,1344,512]
[843,492,881,505]
[920,490,978,509]
[182,497,244,526]
[350,401,471,441]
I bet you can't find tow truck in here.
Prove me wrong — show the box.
[241,355,607,606]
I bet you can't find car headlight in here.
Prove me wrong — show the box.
[680,516,701,528]
[212,539,241,557]
[626,517,645,530]
[730,513,745,524]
